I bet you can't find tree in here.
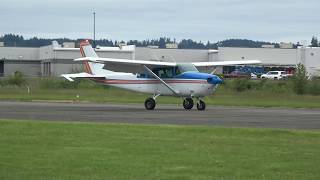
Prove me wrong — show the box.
[292,63,308,95]
[311,36,318,47]
[158,37,166,48]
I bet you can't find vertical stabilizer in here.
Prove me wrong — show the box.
[79,40,105,75]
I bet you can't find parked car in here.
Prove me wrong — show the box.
[250,73,258,79]
[224,70,250,78]
[260,71,289,80]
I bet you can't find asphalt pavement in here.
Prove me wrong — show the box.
[0,101,319,130]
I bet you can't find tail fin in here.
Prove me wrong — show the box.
[80,40,98,58]
[79,40,104,75]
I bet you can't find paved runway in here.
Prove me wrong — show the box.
[0,101,319,130]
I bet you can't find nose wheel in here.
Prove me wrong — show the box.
[144,98,156,110]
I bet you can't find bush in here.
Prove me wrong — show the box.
[0,78,6,86]
[292,63,308,95]
[6,71,27,86]
[223,79,292,93]
[229,79,254,92]
[39,78,104,89]
[305,78,320,95]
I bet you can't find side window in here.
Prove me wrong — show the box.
[175,67,181,75]
[158,70,165,78]
[165,69,173,78]
[153,67,175,78]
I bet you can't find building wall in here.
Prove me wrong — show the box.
[50,49,134,76]
[97,50,134,59]
[218,47,298,65]
[0,47,39,60]
[135,48,209,62]
[208,50,219,62]
[50,60,83,77]
[53,49,134,60]
[0,44,319,77]
[39,45,55,60]
[4,60,41,77]
[0,47,41,77]
[304,47,320,76]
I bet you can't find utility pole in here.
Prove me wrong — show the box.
[93,11,96,48]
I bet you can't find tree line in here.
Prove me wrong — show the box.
[311,36,320,47]
[1,33,311,49]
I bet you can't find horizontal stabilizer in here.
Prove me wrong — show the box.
[61,72,105,82]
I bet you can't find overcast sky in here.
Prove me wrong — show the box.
[0,0,319,43]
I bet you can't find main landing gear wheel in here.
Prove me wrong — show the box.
[183,98,194,110]
[197,100,206,111]
[144,98,156,110]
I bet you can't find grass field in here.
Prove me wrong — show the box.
[0,120,320,179]
[1,85,320,108]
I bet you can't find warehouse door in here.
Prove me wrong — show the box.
[0,61,3,77]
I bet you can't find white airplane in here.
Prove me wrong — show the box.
[62,40,260,110]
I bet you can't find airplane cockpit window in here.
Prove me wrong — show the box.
[177,63,199,74]
[151,64,198,78]
[153,67,175,78]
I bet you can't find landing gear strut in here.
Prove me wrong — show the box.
[183,98,194,110]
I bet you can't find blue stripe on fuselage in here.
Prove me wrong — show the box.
[175,72,223,84]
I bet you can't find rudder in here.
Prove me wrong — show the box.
[79,40,103,75]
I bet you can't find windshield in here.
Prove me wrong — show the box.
[177,63,199,74]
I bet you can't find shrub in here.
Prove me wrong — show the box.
[305,78,320,95]
[231,79,253,92]
[223,78,292,93]
[292,63,308,95]
[39,78,80,89]
[6,71,27,86]
[39,78,104,89]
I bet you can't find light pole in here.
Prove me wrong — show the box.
[93,11,96,48]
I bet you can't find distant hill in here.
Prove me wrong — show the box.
[0,34,280,49]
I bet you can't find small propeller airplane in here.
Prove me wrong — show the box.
[62,40,260,110]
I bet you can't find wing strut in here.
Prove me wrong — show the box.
[143,65,180,96]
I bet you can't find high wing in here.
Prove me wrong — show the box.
[75,57,260,67]
[192,60,261,67]
[75,57,177,67]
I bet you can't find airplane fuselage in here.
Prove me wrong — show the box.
[94,72,219,97]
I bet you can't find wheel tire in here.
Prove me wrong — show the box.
[197,100,206,111]
[144,98,156,110]
[183,98,194,110]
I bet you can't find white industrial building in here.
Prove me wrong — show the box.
[0,41,319,77]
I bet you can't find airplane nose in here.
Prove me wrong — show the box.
[207,75,223,84]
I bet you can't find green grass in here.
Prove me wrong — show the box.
[1,85,320,108]
[0,120,319,179]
